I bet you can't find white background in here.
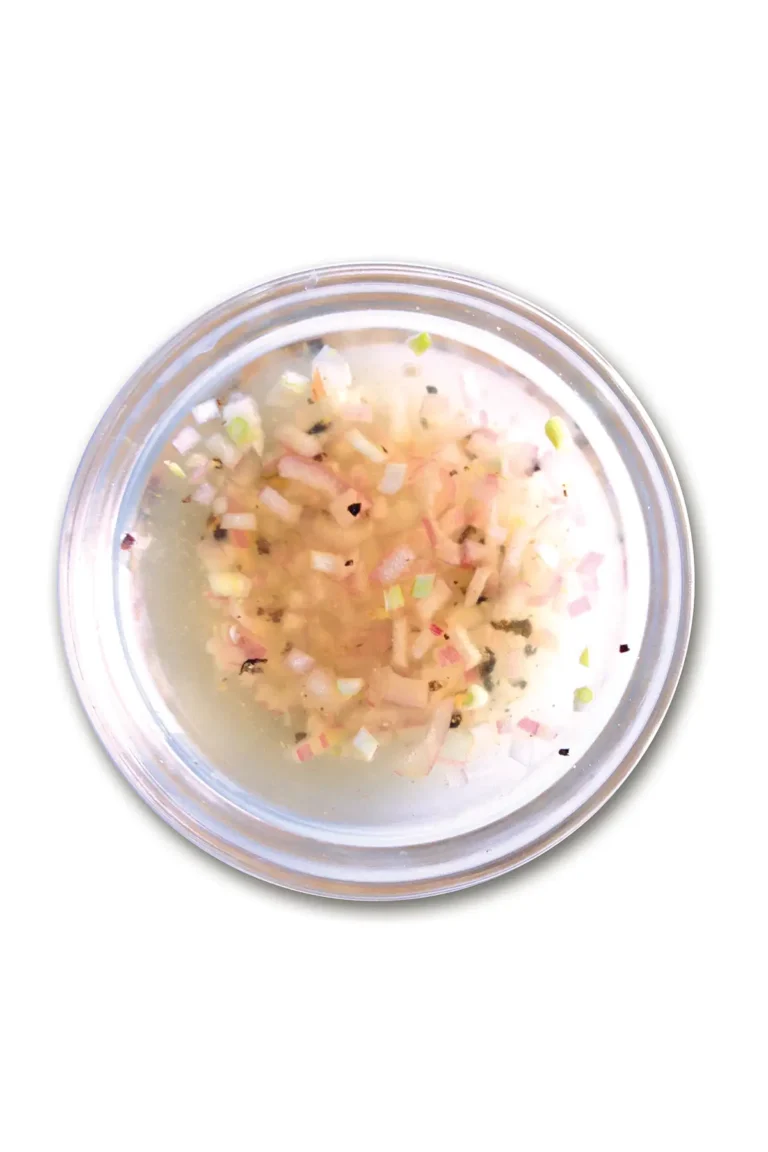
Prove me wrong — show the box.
[3,2,766,1149]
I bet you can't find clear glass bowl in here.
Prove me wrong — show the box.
[58,263,694,899]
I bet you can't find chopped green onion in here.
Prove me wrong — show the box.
[579,647,590,667]
[164,460,186,479]
[544,417,566,450]
[383,584,405,613]
[412,573,436,599]
[408,332,432,356]
[454,684,489,711]
[227,416,252,446]
[574,685,593,705]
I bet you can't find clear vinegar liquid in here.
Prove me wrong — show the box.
[124,329,630,844]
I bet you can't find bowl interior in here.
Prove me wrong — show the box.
[60,266,692,896]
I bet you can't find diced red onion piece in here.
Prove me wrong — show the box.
[260,486,301,524]
[379,667,429,708]
[422,516,439,546]
[567,596,591,618]
[437,645,462,667]
[340,402,373,423]
[392,616,408,668]
[518,717,540,736]
[577,551,605,576]
[461,539,491,567]
[240,638,268,660]
[277,454,346,495]
[371,545,415,585]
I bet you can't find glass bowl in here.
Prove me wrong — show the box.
[58,263,694,899]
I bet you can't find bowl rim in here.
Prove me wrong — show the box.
[58,261,695,899]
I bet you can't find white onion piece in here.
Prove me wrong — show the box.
[305,668,334,697]
[396,699,453,778]
[337,678,364,698]
[192,482,216,505]
[284,648,315,674]
[452,626,482,669]
[212,496,228,516]
[192,399,220,425]
[346,428,386,463]
[465,565,492,608]
[444,766,468,788]
[206,433,242,470]
[276,424,322,458]
[411,627,438,661]
[352,727,378,761]
[221,512,257,530]
[310,551,343,576]
[392,616,408,669]
[535,541,560,569]
[172,426,201,455]
[377,462,407,495]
